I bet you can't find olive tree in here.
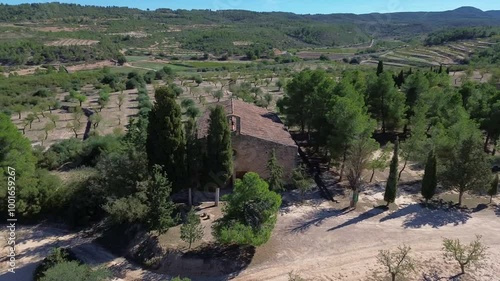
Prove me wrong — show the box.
[442,235,488,275]
[377,245,416,281]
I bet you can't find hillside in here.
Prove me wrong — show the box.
[0,3,499,61]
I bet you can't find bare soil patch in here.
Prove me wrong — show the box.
[36,26,89,32]
[235,185,500,281]
[45,39,99,46]
[108,31,149,38]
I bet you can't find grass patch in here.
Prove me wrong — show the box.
[300,48,358,54]
[109,66,147,74]
[125,56,150,62]
[183,61,248,69]
[130,61,169,70]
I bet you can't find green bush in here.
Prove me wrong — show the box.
[213,173,281,246]
[34,247,80,281]
[40,261,110,281]
[40,138,84,170]
[40,135,122,170]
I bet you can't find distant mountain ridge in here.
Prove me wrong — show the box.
[0,3,499,41]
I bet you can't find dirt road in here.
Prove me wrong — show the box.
[236,190,500,281]
[1,189,499,281]
[0,225,165,281]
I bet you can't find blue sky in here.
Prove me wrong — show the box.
[1,0,499,14]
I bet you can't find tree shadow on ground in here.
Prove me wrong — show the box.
[281,188,325,208]
[379,203,471,229]
[71,241,119,266]
[0,262,38,281]
[321,173,346,197]
[109,261,168,281]
[398,180,423,195]
[422,269,468,281]
[362,183,385,196]
[472,203,488,213]
[288,207,351,233]
[160,244,255,281]
[327,206,388,232]
[16,224,72,244]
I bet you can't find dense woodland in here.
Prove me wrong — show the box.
[0,38,123,66]
[278,63,499,206]
[425,26,500,45]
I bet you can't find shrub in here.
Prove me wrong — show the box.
[213,173,281,246]
[41,135,122,169]
[40,138,84,170]
[40,261,110,281]
[319,54,330,61]
[34,247,80,281]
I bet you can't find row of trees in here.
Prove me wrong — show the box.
[278,66,499,207]
[378,236,488,281]
[290,235,488,281]
[0,39,122,66]
[425,26,499,46]
[145,84,283,245]
[382,136,497,206]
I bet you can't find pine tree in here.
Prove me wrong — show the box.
[266,149,284,191]
[421,150,437,205]
[146,86,186,191]
[384,139,399,206]
[147,165,177,234]
[377,60,384,76]
[440,135,491,206]
[395,70,405,88]
[488,174,498,204]
[180,209,204,249]
[205,105,233,186]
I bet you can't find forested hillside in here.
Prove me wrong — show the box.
[0,3,499,63]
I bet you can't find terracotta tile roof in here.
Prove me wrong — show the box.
[197,99,297,147]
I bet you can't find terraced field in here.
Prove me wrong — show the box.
[367,39,496,67]
[292,39,496,68]
[45,38,100,46]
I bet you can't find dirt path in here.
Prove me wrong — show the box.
[1,190,499,281]
[235,191,500,281]
[123,62,155,71]
[0,225,166,281]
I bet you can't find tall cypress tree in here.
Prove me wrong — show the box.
[266,149,284,191]
[488,174,499,204]
[396,70,405,88]
[205,105,233,186]
[377,60,384,76]
[147,165,177,234]
[384,139,399,206]
[421,150,437,205]
[185,117,202,189]
[146,86,186,191]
